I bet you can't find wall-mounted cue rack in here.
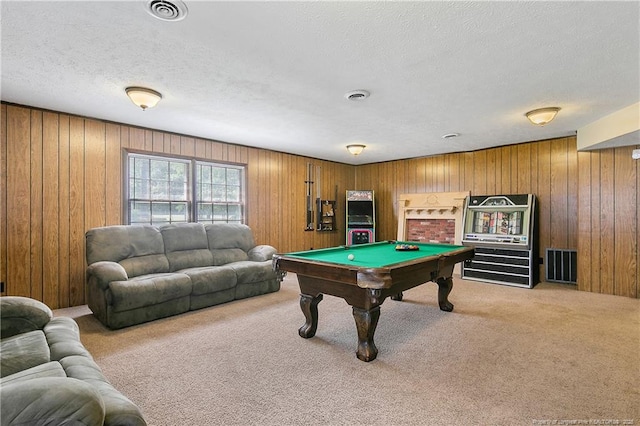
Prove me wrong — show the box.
[304,163,314,231]
[304,163,337,232]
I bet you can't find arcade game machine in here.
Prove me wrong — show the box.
[461,194,538,288]
[346,190,375,245]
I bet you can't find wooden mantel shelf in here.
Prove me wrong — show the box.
[397,192,469,250]
[404,206,458,214]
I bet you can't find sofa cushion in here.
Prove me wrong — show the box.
[87,225,169,278]
[0,361,65,386]
[228,260,277,283]
[107,273,192,312]
[86,224,165,264]
[182,266,237,296]
[205,223,255,252]
[161,223,214,271]
[0,330,51,378]
[211,248,249,266]
[119,254,170,278]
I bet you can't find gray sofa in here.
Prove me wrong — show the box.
[0,296,146,426]
[86,222,279,329]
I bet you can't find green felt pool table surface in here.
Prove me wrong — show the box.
[284,240,467,268]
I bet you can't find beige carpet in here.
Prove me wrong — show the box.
[55,274,640,426]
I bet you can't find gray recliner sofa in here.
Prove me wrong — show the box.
[86,223,279,329]
[0,296,146,426]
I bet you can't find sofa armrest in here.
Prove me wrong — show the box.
[248,245,277,262]
[0,377,106,426]
[0,296,53,339]
[87,261,129,290]
[60,356,147,426]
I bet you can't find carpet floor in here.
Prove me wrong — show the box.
[55,274,640,426]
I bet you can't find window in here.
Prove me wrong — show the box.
[127,153,245,225]
[195,162,244,224]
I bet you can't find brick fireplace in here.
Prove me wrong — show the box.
[397,192,469,274]
[397,191,469,246]
[406,218,456,244]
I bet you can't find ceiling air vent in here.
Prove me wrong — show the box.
[442,133,460,139]
[344,90,370,101]
[146,0,188,21]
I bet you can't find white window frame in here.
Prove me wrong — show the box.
[125,151,246,225]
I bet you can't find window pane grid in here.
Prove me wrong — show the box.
[195,162,244,223]
[128,154,245,225]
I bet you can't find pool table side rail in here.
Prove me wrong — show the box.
[277,242,471,267]
[272,245,474,290]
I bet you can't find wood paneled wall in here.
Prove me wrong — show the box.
[355,137,638,299]
[1,103,637,307]
[577,146,639,298]
[355,139,579,256]
[0,104,353,308]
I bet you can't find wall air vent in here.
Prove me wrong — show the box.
[545,248,577,284]
[146,0,188,21]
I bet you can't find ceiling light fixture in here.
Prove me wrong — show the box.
[346,144,366,155]
[125,87,163,111]
[525,107,561,126]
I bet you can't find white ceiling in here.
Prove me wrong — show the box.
[1,1,638,165]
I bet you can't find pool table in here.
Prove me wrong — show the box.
[272,241,475,361]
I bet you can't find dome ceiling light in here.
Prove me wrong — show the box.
[525,107,561,126]
[346,144,366,155]
[125,87,163,111]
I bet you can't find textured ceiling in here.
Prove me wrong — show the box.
[1,1,638,164]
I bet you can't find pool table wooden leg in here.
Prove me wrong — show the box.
[299,293,323,338]
[352,306,380,362]
[436,276,454,312]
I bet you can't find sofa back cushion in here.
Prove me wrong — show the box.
[205,223,255,251]
[160,223,214,271]
[0,330,51,378]
[86,225,169,278]
[205,224,254,265]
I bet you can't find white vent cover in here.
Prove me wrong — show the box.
[344,90,370,101]
[146,0,188,21]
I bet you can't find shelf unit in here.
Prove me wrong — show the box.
[316,199,336,232]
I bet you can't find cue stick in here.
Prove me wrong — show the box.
[316,165,321,230]
[305,162,314,231]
